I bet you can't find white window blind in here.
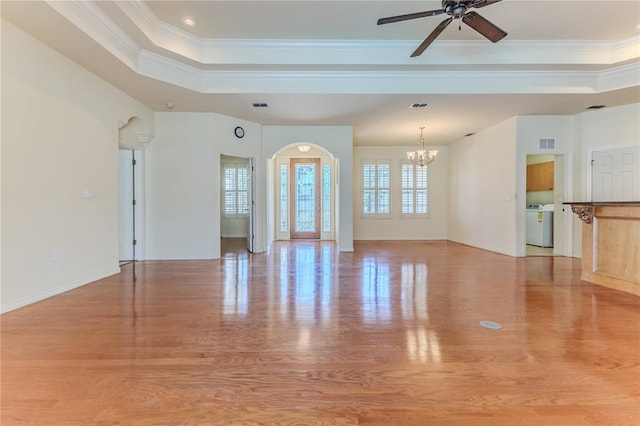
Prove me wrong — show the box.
[223,165,249,217]
[401,163,428,215]
[363,162,390,216]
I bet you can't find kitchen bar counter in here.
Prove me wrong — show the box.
[564,202,640,295]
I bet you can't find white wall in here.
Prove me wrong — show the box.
[574,103,640,201]
[448,118,518,256]
[263,126,354,252]
[447,106,639,259]
[147,113,262,259]
[353,145,448,240]
[1,20,154,312]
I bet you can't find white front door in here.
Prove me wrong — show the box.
[290,158,320,239]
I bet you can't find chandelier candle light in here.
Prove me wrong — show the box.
[407,126,439,167]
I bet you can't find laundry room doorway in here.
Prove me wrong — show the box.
[525,154,567,257]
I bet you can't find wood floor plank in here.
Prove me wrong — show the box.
[2,240,639,425]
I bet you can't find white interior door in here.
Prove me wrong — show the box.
[246,158,254,253]
[553,155,567,256]
[118,149,134,261]
[592,146,640,201]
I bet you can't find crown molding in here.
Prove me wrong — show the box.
[46,0,640,95]
[45,0,140,70]
[598,61,640,91]
[136,48,639,95]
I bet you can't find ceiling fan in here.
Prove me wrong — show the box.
[377,0,508,57]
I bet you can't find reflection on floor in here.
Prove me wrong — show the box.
[526,244,557,257]
[221,237,248,257]
[3,240,638,425]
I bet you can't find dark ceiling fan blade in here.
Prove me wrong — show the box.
[410,17,453,57]
[377,9,445,25]
[470,0,503,9]
[462,11,507,43]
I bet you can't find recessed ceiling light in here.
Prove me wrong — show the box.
[182,16,196,26]
[164,101,175,109]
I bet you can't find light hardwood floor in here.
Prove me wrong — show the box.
[2,240,639,425]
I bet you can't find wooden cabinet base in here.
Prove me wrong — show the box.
[570,203,640,296]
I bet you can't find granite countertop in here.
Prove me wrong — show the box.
[563,201,640,206]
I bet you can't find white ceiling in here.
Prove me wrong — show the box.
[2,0,639,146]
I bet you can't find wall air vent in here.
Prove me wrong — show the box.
[252,103,268,108]
[539,137,555,150]
[410,103,428,108]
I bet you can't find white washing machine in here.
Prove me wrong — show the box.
[526,204,553,247]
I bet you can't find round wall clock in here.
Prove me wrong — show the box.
[234,126,245,138]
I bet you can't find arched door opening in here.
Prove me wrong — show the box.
[270,144,338,242]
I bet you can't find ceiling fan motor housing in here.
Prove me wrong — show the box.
[444,1,471,18]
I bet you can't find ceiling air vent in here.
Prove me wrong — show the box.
[252,103,268,108]
[539,137,555,150]
[410,103,428,108]
[587,105,605,110]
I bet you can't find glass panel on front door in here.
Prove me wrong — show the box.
[295,163,316,232]
[290,158,320,239]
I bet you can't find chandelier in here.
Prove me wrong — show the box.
[407,126,438,167]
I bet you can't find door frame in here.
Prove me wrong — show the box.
[523,153,570,257]
[220,154,255,252]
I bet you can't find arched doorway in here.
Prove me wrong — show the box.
[270,144,338,242]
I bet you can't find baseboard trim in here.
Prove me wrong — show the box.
[1,267,121,314]
[446,238,516,257]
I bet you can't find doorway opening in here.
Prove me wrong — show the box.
[220,154,254,253]
[117,116,150,266]
[525,154,567,257]
[270,145,337,243]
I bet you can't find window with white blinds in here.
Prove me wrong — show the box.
[223,165,249,217]
[362,162,390,216]
[401,163,428,215]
